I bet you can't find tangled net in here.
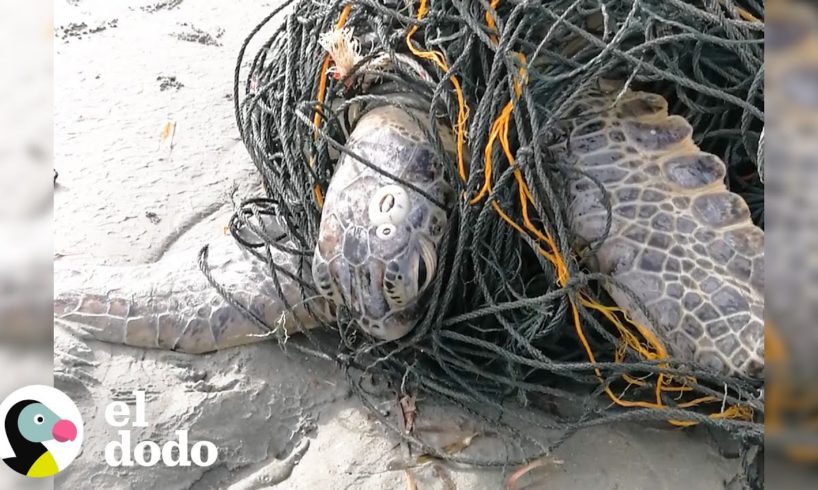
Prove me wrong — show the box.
[227,0,764,486]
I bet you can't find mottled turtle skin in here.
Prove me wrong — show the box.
[54,214,333,353]
[312,103,453,340]
[54,87,764,379]
[566,89,764,377]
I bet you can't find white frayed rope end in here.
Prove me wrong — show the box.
[318,27,363,80]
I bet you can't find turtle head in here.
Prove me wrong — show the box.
[312,122,453,340]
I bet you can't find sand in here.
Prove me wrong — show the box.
[52,1,743,488]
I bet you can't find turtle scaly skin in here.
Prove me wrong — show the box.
[54,215,331,353]
[566,89,764,377]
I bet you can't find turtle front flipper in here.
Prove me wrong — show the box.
[54,218,332,353]
[566,90,764,378]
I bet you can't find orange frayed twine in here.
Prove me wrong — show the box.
[406,0,470,185]
[311,5,354,208]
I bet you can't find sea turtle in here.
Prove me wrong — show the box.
[54,51,763,379]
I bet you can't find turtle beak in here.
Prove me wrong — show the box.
[52,419,77,442]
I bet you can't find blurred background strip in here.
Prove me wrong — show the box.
[0,0,55,487]
[766,1,818,488]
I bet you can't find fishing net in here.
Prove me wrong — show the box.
[224,0,764,486]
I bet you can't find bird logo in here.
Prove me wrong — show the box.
[0,385,83,478]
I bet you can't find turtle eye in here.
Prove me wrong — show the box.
[416,251,436,293]
[34,414,45,425]
[416,257,428,290]
[416,237,437,293]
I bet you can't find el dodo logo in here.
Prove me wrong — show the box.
[0,385,83,478]
[104,391,217,468]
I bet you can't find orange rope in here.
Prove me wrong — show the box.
[311,5,354,208]
[406,0,470,184]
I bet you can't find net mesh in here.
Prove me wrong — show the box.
[225,0,764,486]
